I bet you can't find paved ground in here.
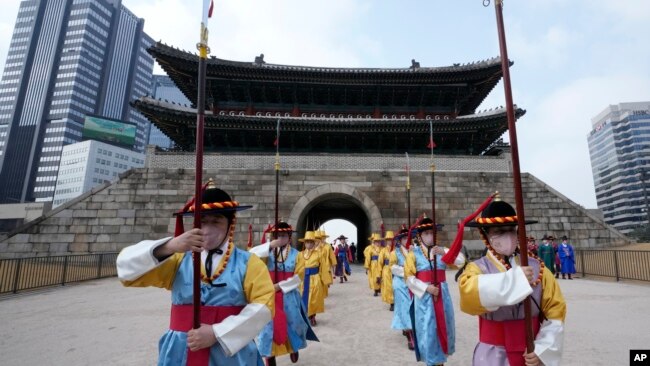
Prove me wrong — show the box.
[1,264,649,365]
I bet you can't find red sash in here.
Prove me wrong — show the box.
[270,270,294,345]
[416,270,448,354]
[479,317,541,366]
[169,304,244,366]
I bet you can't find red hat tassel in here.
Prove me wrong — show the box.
[442,193,496,264]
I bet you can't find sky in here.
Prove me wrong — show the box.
[1,0,649,240]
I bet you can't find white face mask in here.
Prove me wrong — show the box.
[489,231,518,256]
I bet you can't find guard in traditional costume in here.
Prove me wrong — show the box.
[537,235,555,275]
[116,181,274,366]
[315,230,335,297]
[558,236,575,279]
[390,226,415,350]
[297,231,328,326]
[405,217,464,366]
[249,222,318,366]
[457,195,566,366]
[380,230,395,310]
[333,235,352,283]
[364,232,384,296]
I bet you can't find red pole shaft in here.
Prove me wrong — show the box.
[493,0,533,351]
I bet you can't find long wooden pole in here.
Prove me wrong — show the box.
[273,120,281,281]
[490,0,533,351]
[406,152,411,226]
[192,3,211,330]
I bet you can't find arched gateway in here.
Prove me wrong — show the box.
[288,183,382,258]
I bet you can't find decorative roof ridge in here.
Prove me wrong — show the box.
[137,97,519,122]
[152,42,505,73]
[456,105,522,119]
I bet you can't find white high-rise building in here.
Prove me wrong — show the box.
[588,101,650,233]
[52,139,144,207]
[0,0,154,204]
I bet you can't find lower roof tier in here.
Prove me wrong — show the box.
[133,98,525,155]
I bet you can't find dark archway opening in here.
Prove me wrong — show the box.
[294,193,371,263]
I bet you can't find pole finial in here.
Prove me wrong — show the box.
[206,178,216,189]
[494,191,501,201]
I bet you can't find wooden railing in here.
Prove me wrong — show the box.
[575,249,650,282]
[0,253,118,295]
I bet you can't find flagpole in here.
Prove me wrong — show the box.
[486,0,534,351]
[273,119,281,283]
[192,0,212,330]
[406,152,411,226]
[429,120,436,245]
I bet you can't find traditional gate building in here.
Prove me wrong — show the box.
[0,43,628,258]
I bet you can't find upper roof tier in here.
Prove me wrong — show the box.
[150,42,511,116]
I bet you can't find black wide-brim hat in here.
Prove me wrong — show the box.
[174,186,252,217]
[465,199,537,228]
[394,227,410,240]
[272,221,293,233]
[416,217,445,233]
[336,235,348,240]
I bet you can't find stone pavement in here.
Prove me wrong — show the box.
[1,264,649,365]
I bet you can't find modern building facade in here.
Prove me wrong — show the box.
[148,75,191,149]
[0,0,154,204]
[52,139,144,207]
[588,101,650,233]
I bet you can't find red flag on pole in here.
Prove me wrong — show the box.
[427,137,436,149]
[208,0,214,18]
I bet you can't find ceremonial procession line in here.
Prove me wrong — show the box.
[0,264,648,365]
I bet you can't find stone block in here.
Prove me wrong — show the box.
[69,242,89,252]
[117,209,136,218]
[97,210,117,218]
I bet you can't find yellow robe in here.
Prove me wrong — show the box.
[380,247,395,304]
[320,243,336,297]
[296,247,328,316]
[364,244,384,291]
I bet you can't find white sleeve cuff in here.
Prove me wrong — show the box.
[442,247,466,267]
[477,265,532,311]
[391,265,404,278]
[278,275,301,293]
[249,243,271,258]
[212,302,272,357]
[534,319,564,366]
[116,237,172,281]
[406,276,429,299]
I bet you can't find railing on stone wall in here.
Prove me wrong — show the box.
[575,250,650,282]
[0,253,118,295]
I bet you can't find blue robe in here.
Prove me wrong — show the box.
[410,246,455,365]
[160,249,264,366]
[391,246,412,330]
[558,243,576,274]
[256,247,317,357]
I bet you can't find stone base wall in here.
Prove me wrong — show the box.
[0,167,629,258]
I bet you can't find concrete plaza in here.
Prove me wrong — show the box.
[1,264,648,365]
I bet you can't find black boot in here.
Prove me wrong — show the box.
[406,330,415,350]
[340,277,344,283]
[568,274,573,280]
[343,275,348,282]
[290,352,299,363]
[562,274,566,279]
[266,357,276,366]
[374,290,379,297]
[389,303,394,311]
